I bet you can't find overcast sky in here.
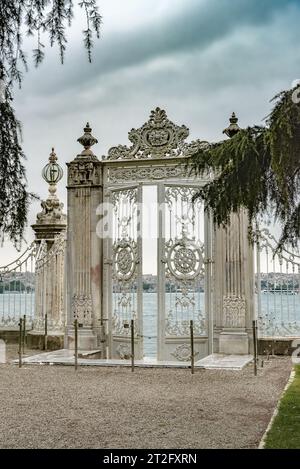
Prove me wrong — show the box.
[1,0,300,266]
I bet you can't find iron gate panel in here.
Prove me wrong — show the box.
[157,183,211,361]
[105,185,143,359]
[255,228,300,337]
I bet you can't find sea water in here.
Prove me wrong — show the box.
[1,291,300,357]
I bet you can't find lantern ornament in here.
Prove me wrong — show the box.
[34,147,66,228]
[41,147,64,203]
[42,148,63,186]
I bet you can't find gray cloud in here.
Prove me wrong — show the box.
[2,0,300,264]
[25,0,299,96]
[17,0,300,127]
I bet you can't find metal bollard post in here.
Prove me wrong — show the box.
[255,320,258,354]
[252,320,257,376]
[44,313,48,351]
[22,314,26,354]
[74,319,78,371]
[18,318,23,368]
[131,319,135,373]
[255,319,259,370]
[190,320,195,375]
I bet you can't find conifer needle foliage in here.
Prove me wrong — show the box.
[0,0,102,246]
[190,87,300,249]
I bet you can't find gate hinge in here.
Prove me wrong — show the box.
[204,258,214,264]
[103,258,113,265]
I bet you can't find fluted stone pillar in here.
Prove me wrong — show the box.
[30,148,67,349]
[213,113,255,354]
[66,123,103,350]
[214,211,254,354]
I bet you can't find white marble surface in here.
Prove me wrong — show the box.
[196,353,253,370]
[13,350,253,370]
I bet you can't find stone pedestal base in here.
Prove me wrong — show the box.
[67,328,97,350]
[258,338,297,356]
[219,332,249,355]
[27,331,64,351]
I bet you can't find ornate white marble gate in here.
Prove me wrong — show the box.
[66,109,255,358]
[102,108,213,361]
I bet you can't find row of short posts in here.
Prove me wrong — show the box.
[18,317,258,375]
[123,319,196,374]
[72,318,196,374]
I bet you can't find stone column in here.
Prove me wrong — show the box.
[66,123,103,350]
[30,148,67,349]
[214,113,255,354]
[216,211,254,354]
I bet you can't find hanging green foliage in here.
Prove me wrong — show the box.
[189,86,300,249]
[0,0,102,246]
[0,87,36,247]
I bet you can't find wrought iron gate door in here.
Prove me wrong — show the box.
[157,184,211,362]
[106,185,143,359]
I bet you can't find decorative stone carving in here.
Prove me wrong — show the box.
[107,164,188,184]
[77,122,98,158]
[67,123,101,187]
[36,197,66,224]
[171,343,199,361]
[223,112,241,138]
[223,296,246,328]
[72,294,93,325]
[104,107,208,160]
[33,316,65,332]
[68,160,101,186]
[182,139,211,158]
[116,343,131,359]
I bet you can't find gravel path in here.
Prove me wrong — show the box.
[0,346,292,449]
